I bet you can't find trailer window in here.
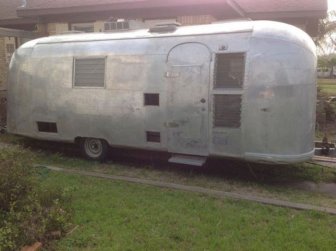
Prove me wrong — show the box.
[37,122,58,133]
[74,57,106,87]
[146,131,161,143]
[213,95,241,128]
[144,93,159,106]
[214,53,245,88]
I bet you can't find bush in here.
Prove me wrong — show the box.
[0,147,71,250]
[316,87,336,133]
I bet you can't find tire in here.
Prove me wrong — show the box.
[80,138,108,161]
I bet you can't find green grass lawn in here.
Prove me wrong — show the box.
[1,133,336,209]
[45,171,336,251]
[318,78,336,95]
[1,136,336,249]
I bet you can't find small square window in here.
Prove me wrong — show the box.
[146,131,161,143]
[144,93,159,106]
[37,122,58,133]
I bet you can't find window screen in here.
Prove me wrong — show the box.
[214,53,245,88]
[214,95,242,128]
[74,58,106,87]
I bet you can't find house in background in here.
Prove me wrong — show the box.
[0,0,329,91]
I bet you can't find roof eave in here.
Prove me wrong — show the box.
[0,17,38,26]
[16,1,239,18]
[247,10,328,20]
[17,0,247,17]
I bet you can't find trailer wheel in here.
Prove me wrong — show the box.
[81,138,108,161]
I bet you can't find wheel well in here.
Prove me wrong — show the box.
[74,137,83,145]
[74,137,109,146]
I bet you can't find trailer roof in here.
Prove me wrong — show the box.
[21,20,315,55]
[23,20,254,47]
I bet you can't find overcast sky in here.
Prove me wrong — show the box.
[329,0,336,11]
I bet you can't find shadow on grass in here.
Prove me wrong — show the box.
[14,136,336,187]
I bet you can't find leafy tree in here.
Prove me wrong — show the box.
[315,10,336,55]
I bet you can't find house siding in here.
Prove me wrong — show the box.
[0,37,7,127]
[0,37,7,91]
[177,15,216,25]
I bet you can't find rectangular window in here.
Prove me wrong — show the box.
[214,95,242,128]
[74,57,106,87]
[144,93,159,106]
[104,20,130,32]
[37,122,58,133]
[214,53,245,88]
[5,43,15,63]
[146,131,161,143]
[71,23,94,33]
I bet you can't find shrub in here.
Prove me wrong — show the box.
[0,147,71,250]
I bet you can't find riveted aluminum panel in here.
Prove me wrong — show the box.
[7,21,317,164]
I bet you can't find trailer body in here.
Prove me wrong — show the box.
[7,21,317,164]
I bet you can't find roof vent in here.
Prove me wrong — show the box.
[149,22,181,33]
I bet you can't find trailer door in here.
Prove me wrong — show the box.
[166,43,210,156]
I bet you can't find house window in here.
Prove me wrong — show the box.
[214,53,245,88]
[5,43,15,63]
[144,93,159,106]
[6,44,15,54]
[73,57,106,87]
[71,23,94,33]
[104,20,130,32]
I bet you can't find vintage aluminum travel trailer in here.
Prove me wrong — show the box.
[7,21,317,166]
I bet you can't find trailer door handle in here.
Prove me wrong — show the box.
[200,98,206,103]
